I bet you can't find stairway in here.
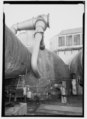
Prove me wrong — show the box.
[17,78,25,89]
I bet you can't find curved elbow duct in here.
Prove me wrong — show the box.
[31,33,42,78]
[10,14,49,78]
[11,14,49,34]
[31,14,49,78]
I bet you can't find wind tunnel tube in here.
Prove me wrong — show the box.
[5,14,70,98]
[22,49,71,98]
[5,25,31,79]
[69,50,83,86]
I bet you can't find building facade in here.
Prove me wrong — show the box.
[50,28,83,64]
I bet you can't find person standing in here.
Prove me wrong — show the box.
[60,81,67,104]
[27,87,32,101]
[23,86,27,102]
[72,74,77,95]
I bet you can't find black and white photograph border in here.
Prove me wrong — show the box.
[0,0,86,117]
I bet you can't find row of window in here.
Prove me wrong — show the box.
[58,34,82,47]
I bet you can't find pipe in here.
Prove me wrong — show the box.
[31,15,49,78]
[31,33,42,78]
[11,14,49,78]
[11,14,49,34]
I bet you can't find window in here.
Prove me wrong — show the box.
[74,34,80,45]
[58,36,65,47]
[66,35,72,46]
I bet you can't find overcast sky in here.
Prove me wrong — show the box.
[4,3,84,49]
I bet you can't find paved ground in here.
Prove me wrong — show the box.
[27,95,83,116]
[36,104,82,116]
[5,95,83,116]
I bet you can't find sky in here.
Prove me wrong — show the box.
[4,3,84,49]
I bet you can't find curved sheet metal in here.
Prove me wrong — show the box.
[70,50,83,78]
[24,49,70,96]
[5,25,31,79]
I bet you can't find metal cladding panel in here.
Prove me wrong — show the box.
[5,25,31,79]
[70,50,82,78]
[38,49,70,81]
[52,51,70,81]
[25,49,70,95]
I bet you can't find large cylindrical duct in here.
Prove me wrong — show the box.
[5,25,31,79]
